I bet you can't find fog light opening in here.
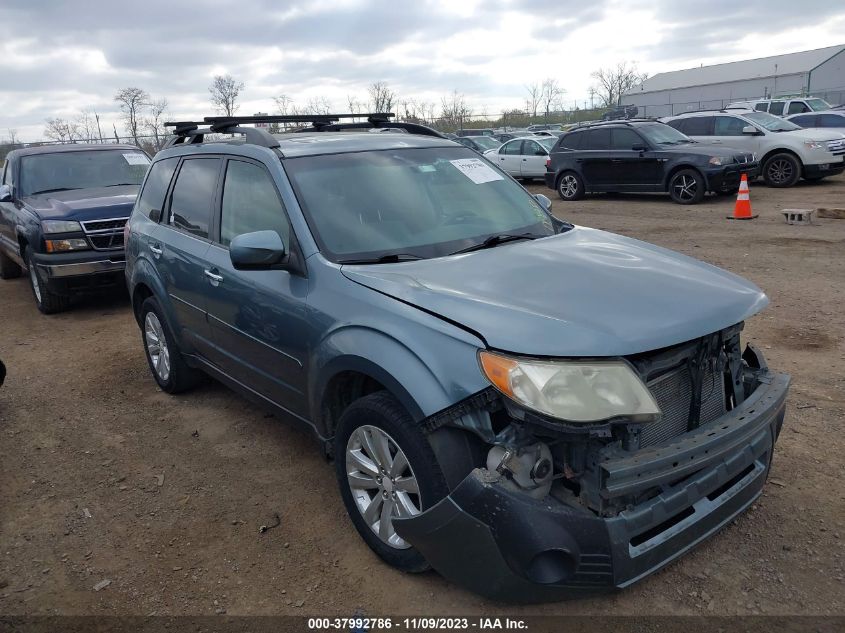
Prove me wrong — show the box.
[525,549,577,585]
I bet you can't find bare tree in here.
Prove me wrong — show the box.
[525,82,542,118]
[368,81,395,113]
[74,110,100,143]
[145,98,169,151]
[541,78,565,119]
[440,90,471,129]
[44,117,78,143]
[590,62,648,107]
[209,74,245,117]
[303,96,332,115]
[114,87,150,146]
[6,129,19,145]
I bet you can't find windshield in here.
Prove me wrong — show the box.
[19,149,150,197]
[470,136,501,151]
[743,112,801,132]
[284,147,556,262]
[637,123,692,145]
[807,98,832,112]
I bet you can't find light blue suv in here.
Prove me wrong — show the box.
[125,114,790,602]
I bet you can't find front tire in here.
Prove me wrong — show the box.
[0,249,22,279]
[763,153,801,187]
[334,391,450,573]
[556,171,584,201]
[24,247,70,314]
[139,297,202,393]
[668,169,705,205]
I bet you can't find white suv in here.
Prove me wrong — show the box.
[727,97,832,117]
[663,109,845,187]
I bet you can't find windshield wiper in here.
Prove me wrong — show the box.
[338,253,424,265]
[28,187,81,195]
[449,232,537,255]
[104,183,137,187]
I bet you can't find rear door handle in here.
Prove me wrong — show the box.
[149,243,162,258]
[611,159,623,163]
[204,269,223,286]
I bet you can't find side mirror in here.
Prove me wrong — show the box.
[632,144,648,152]
[742,125,759,135]
[149,208,162,223]
[229,230,286,270]
[533,193,552,212]
[0,184,12,202]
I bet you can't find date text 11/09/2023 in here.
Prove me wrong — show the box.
[307,617,528,630]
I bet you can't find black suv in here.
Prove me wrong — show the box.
[545,120,759,205]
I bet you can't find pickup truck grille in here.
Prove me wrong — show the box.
[640,365,726,448]
[827,139,845,156]
[80,217,128,251]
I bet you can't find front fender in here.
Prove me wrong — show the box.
[310,324,488,438]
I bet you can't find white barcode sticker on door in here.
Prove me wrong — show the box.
[449,158,503,184]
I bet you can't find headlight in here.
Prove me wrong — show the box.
[44,238,89,253]
[41,220,82,233]
[803,140,824,150]
[708,156,730,166]
[478,350,660,423]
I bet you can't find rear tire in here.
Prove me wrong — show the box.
[763,153,801,187]
[0,249,22,279]
[668,169,705,205]
[556,171,584,201]
[334,391,451,573]
[139,296,202,393]
[24,247,70,314]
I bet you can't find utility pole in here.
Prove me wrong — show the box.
[94,112,103,144]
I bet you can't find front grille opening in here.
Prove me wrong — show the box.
[630,505,696,547]
[706,462,757,501]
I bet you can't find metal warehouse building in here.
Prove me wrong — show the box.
[624,44,845,117]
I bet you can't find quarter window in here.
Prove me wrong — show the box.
[754,102,769,112]
[561,132,582,150]
[714,116,747,136]
[169,158,221,239]
[220,160,290,248]
[136,157,178,221]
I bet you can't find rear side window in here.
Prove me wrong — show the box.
[611,128,643,150]
[767,102,785,116]
[819,114,845,127]
[682,116,713,136]
[754,102,769,112]
[714,116,747,136]
[220,160,290,248]
[136,158,178,220]
[584,128,611,150]
[787,102,809,115]
[168,158,221,239]
[560,132,583,150]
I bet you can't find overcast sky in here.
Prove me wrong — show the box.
[1,0,843,141]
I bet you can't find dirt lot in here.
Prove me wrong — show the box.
[1,178,844,618]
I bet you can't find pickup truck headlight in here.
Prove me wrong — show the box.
[41,220,83,233]
[479,350,660,423]
[803,140,824,150]
[44,238,89,252]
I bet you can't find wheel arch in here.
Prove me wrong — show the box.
[664,163,705,191]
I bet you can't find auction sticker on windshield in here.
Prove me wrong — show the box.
[450,158,503,184]
[123,153,151,165]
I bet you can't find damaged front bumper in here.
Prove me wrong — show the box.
[394,370,790,603]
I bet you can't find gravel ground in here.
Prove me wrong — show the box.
[0,176,843,618]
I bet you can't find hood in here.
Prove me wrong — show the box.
[779,128,844,143]
[341,227,768,357]
[22,185,138,221]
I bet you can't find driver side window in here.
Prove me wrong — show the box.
[220,160,290,248]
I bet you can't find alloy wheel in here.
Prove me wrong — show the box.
[768,159,793,185]
[345,425,421,549]
[144,312,171,381]
[672,174,698,201]
[559,174,578,199]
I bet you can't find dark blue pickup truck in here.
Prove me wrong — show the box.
[0,144,150,313]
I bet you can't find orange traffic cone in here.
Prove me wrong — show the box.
[727,174,757,220]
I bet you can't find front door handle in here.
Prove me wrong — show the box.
[712,140,722,144]
[611,159,623,163]
[204,269,224,286]
[149,243,162,258]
